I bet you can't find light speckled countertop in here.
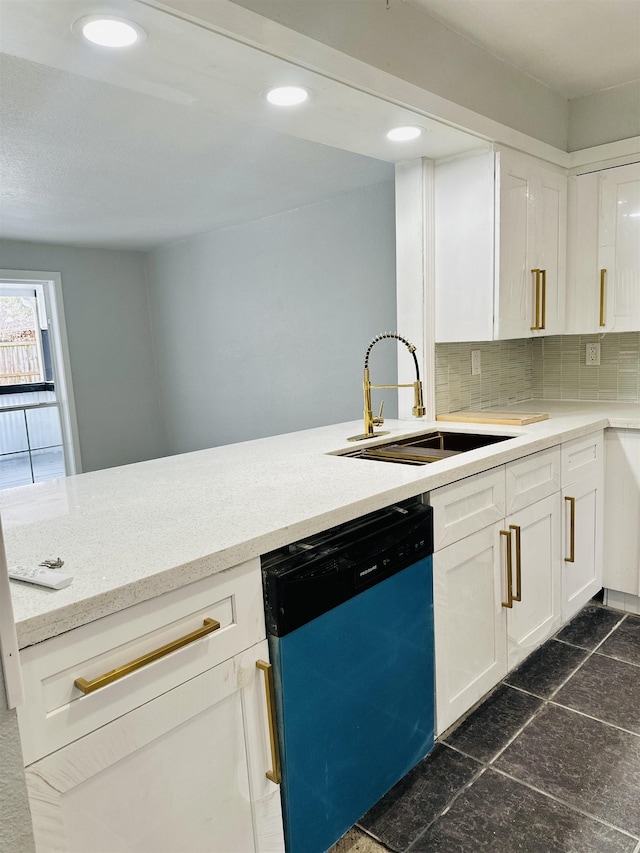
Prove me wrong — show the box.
[2,401,638,648]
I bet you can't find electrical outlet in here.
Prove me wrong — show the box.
[586,343,601,365]
[471,350,481,375]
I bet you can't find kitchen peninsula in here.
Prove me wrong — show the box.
[2,402,639,852]
[3,403,637,647]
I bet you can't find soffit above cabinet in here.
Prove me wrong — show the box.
[0,0,488,249]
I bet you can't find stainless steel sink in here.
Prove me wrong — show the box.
[337,431,515,465]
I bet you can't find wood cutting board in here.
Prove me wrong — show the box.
[436,410,549,426]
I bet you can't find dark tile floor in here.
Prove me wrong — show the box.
[333,601,640,853]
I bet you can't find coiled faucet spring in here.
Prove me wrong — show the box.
[347,332,425,442]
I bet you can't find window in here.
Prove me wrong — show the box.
[0,274,80,489]
[0,286,53,388]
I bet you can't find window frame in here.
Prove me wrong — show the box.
[0,271,81,476]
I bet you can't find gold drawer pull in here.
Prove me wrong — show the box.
[565,496,576,563]
[500,529,513,608]
[540,269,547,330]
[256,660,281,784]
[74,618,220,695]
[599,269,606,327]
[509,524,522,602]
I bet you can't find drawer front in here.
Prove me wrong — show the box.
[18,558,265,765]
[562,431,604,486]
[505,446,561,513]
[430,467,506,550]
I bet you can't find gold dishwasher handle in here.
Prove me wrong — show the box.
[565,496,576,563]
[500,529,514,609]
[74,617,220,695]
[256,660,282,784]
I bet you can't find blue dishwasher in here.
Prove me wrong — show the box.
[262,499,435,853]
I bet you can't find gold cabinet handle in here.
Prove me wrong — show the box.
[564,496,576,563]
[500,529,513,608]
[256,660,281,784]
[540,269,546,330]
[509,524,522,601]
[530,269,541,331]
[599,269,607,327]
[74,618,221,695]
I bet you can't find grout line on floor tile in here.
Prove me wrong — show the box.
[491,766,640,844]
[544,615,631,702]
[553,611,627,654]
[485,699,549,766]
[352,825,394,852]
[403,759,488,852]
[593,647,640,668]
[500,682,543,700]
[549,699,640,739]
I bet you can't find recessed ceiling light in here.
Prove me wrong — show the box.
[266,86,309,107]
[387,126,423,142]
[74,16,145,48]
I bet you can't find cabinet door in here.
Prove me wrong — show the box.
[566,171,600,333]
[506,493,562,670]
[562,474,604,621]
[533,164,566,335]
[599,162,640,332]
[496,149,534,340]
[25,641,285,853]
[604,429,640,595]
[496,150,566,339]
[433,523,507,735]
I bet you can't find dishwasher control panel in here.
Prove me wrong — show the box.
[261,499,433,637]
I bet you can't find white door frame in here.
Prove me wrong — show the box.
[1,269,81,475]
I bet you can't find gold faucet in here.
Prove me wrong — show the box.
[347,332,426,442]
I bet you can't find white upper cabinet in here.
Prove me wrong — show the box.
[566,161,640,334]
[435,148,566,342]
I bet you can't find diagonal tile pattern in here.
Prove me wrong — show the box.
[330,601,640,853]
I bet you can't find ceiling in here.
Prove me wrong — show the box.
[0,0,484,250]
[406,0,640,99]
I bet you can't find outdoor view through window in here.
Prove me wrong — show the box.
[0,284,66,488]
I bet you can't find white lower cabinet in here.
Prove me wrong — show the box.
[431,448,562,735]
[505,493,562,671]
[603,428,640,596]
[560,432,605,621]
[25,641,283,853]
[561,474,603,620]
[433,494,561,734]
[433,523,507,733]
[18,559,285,853]
[433,432,606,735]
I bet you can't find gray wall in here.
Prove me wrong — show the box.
[0,241,167,472]
[146,181,398,455]
[0,664,35,853]
[568,81,640,151]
